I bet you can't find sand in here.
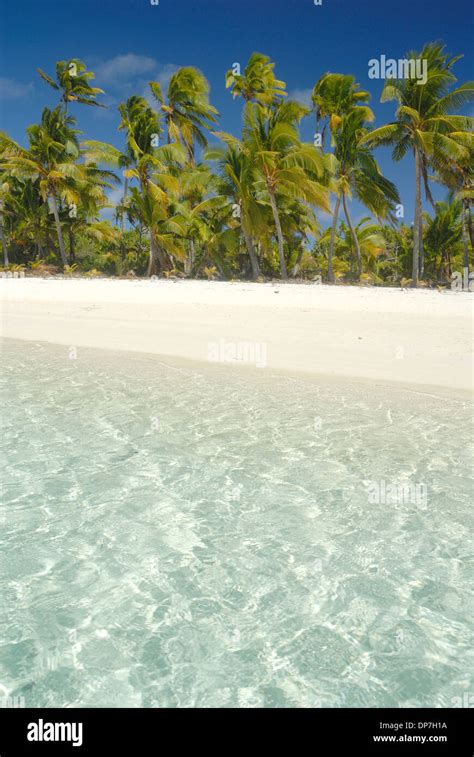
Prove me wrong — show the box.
[1,277,473,394]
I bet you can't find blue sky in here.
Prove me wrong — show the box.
[1,0,473,225]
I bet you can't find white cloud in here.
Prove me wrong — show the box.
[289,88,313,107]
[107,187,126,208]
[90,55,178,117]
[93,55,179,109]
[95,54,157,88]
[0,77,33,99]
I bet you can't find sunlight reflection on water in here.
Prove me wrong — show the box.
[0,339,472,708]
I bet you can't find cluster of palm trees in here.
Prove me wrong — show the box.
[1,44,472,285]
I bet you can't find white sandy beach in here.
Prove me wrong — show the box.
[1,278,473,393]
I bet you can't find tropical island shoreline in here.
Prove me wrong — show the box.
[1,277,472,395]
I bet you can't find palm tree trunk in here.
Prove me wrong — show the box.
[439,250,445,279]
[120,177,129,235]
[68,227,75,261]
[0,221,9,267]
[187,145,196,166]
[419,215,424,278]
[148,234,159,277]
[462,199,470,282]
[268,187,288,280]
[185,239,195,277]
[49,192,68,267]
[291,244,305,277]
[148,233,170,276]
[45,230,52,256]
[242,225,260,280]
[328,193,341,283]
[468,205,474,249]
[412,149,422,287]
[342,192,362,278]
[119,177,129,265]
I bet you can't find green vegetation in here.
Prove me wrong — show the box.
[1,45,472,286]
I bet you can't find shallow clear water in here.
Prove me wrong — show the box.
[1,338,472,708]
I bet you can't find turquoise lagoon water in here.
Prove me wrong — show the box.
[0,338,472,708]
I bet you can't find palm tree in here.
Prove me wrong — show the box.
[80,140,133,239]
[338,218,387,278]
[118,96,162,178]
[361,43,474,285]
[65,159,119,260]
[424,200,463,279]
[282,199,320,277]
[3,49,471,284]
[312,72,372,147]
[1,110,118,269]
[329,108,399,279]
[172,163,218,276]
[0,175,50,262]
[148,70,219,274]
[118,97,186,188]
[240,100,330,279]
[37,59,105,113]
[226,53,287,105]
[118,96,187,274]
[204,142,270,279]
[189,199,240,279]
[377,223,414,282]
[310,73,398,281]
[128,187,186,276]
[149,68,218,163]
[433,135,473,278]
[1,107,83,266]
[0,179,11,266]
